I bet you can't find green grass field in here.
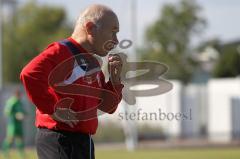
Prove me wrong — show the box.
[1,148,240,159]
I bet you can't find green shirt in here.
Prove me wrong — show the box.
[4,96,25,136]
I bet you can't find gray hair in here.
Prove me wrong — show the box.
[75,5,113,30]
[76,12,103,29]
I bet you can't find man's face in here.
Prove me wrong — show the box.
[94,14,119,57]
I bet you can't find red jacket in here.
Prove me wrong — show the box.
[20,37,123,134]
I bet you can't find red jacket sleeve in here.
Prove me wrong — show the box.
[100,72,124,114]
[20,43,62,115]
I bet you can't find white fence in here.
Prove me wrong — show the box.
[208,78,240,142]
[100,77,240,142]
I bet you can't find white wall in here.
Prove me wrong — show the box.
[208,77,240,142]
[99,77,240,142]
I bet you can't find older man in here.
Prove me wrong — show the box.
[20,4,123,159]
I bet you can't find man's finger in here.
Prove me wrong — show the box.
[108,54,122,62]
[109,61,122,66]
[109,56,121,61]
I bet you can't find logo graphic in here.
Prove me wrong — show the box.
[48,39,173,122]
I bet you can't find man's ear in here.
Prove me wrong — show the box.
[85,21,97,36]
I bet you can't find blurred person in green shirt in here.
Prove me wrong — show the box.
[2,88,26,159]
